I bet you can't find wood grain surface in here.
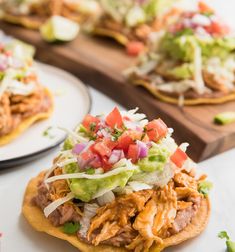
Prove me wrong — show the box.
[1,21,235,162]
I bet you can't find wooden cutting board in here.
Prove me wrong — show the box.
[1,22,235,162]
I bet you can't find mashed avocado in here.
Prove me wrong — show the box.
[63,137,74,150]
[168,63,194,79]
[138,146,170,172]
[69,170,134,202]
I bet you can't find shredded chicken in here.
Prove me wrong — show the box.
[85,171,203,251]
[0,81,51,137]
[174,172,198,190]
[177,201,193,210]
[87,190,154,242]
[1,0,98,24]
[203,70,231,92]
[0,93,14,136]
[33,167,205,252]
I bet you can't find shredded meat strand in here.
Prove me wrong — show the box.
[0,80,51,137]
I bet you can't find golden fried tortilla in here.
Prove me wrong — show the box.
[22,171,210,252]
[132,79,235,106]
[92,27,129,46]
[1,13,45,29]
[0,88,53,146]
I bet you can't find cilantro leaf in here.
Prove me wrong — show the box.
[219,231,230,240]
[42,126,55,139]
[218,231,235,252]
[62,222,81,234]
[112,127,123,141]
[89,122,97,132]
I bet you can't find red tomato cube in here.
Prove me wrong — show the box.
[170,148,188,168]
[146,119,168,142]
[127,144,139,163]
[105,107,123,128]
[82,115,100,131]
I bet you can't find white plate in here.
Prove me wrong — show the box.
[0,62,91,168]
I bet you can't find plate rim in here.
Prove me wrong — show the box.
[0,62,92,169]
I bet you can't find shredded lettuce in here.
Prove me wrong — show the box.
[198,181,213,196]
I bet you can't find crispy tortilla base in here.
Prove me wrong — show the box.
[2,13,45,29]
[0,88,53,146]
[132,79,235,105]
[22,171,210,252]
[92,27,129,46]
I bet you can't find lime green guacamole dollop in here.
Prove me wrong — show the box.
[69,170,134,202]
[138,146,170,172]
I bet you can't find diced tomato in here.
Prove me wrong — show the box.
[141,133,149,143]
[170,148,188,168]
[127,144,139,163]
[145,119,168,142]
[80,151,94,161]
[5,50,12,57]
[103,138,118,150]
[101,156,112,171]
[128,130,143,141]
[93,142,112,157]
[116,133,134,152]
[210,21,230,36]
[170,22,184,33]
[126,41,145,56]
[82,115,100,131]
[105,107,123,128]
[198,1,214,14]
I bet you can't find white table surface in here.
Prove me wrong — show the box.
[0,87,235,252]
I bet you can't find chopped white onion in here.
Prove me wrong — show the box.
[79,203,99,238]
[108,150,123,164]
[191,14,211,27]
[97,191,115,205]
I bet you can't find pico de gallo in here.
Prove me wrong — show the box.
[44,107,193,204]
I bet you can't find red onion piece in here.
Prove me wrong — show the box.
[108,149,123,164]
[72,143,87,155]
[0,57,7,71]
[136,140,148,158]
[77,154,95,170]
